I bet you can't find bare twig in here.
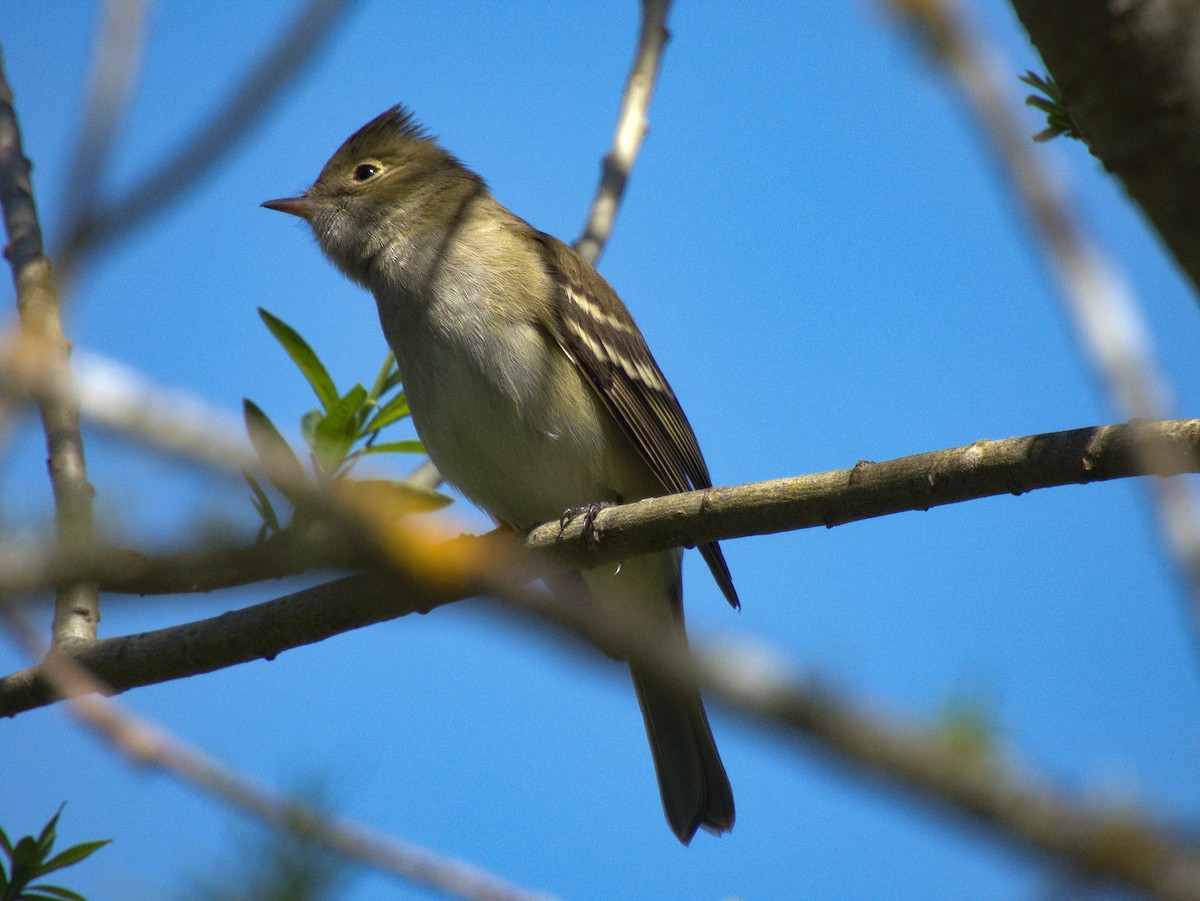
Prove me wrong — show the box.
[0,532,365,598]
[55,0,358,282]
[0,50,100,644]
[60,0,151,239]
[574,0,672,265]
[404,457,443,491]
[888,0,1200,638]
[0,605,557,901]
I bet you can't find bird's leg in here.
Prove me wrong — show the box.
[558,500,616,544]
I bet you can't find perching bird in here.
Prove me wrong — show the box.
[263,105,739,843]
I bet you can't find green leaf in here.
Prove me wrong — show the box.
[243,399,307,503]
[379,367,404,397]
[23,884,90,901]
[0,823,13,858]
[311,385,368,475]
[360,440,424,456]
[258,308,339,411]
[362,392,410,434]
[367,353,400,401]
[37,841,111,879]
[13,834,42,875]
[329,384,369,429]
[1018,70,1079,143]
[34,807,62,860]
[299,409,322,452]
[244,473,283,537]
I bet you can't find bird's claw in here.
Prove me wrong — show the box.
[558,501,614,544]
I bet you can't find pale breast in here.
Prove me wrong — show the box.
[380,293,653,530]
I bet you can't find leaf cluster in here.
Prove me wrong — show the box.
[0,806,109,901]
[1020,70,1081,142]
[243,309,449,539]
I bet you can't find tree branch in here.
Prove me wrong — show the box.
[1007,0,1200,299]
[573,0,671,265]
[55,0,358,282]
[59,0,151,239]
[2,417,1197,715]
[0,50,100,644]
[0,605,557,901]
[890,0,1200,639]
[501,587,1200,901]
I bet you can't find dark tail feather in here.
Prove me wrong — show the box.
[631,664,735,844]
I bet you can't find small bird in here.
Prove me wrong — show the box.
[263,105,739,843]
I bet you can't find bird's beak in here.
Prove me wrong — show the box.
[261,195,321,219]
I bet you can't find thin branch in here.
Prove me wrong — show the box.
[404,457,443,491]
[494,589,1200,901]
[0,532,366,598]
[2,340,267,479]
[2,417,1198,714]
[0,572,438,717]
[7,544,1200,900]
[0,605,557,901]
[59,0,151,237]
[0,50,100,644]
[536,418,1200,567]
[574,0,671,265]
[888,0,1200,641]
[55,0,358,282]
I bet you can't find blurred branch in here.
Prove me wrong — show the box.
[60,0,151,236]
[888,0,1200,640]
[1006,0,1200,299]
[0,605,557,901]
[55,0,357,283]
[0,50,100,644]
[13,518,1200,898]
[0,532,366,597]
[574,0,671,265]
[2,417,1199,715]
[0,415,1196,601]
[498,588,1200,901]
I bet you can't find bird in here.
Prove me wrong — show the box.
[262,105,739,843]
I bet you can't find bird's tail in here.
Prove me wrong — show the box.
[631,664,735,844]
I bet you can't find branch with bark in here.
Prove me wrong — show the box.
[0,49,99,645]
[2,416,1198,720]
[5,410,1200,898]
[1007,0,1200,298]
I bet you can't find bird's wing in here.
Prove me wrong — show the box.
[533,231,739,610]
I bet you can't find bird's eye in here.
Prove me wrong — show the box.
[352,162,381,182]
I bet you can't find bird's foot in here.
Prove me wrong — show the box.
[558,501,615,544]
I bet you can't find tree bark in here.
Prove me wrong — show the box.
[1009,0,1200,296]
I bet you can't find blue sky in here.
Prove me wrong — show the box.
[3,2,1200,899]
